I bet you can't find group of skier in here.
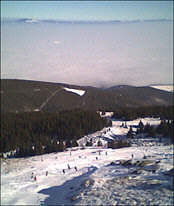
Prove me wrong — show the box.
[31,170,49,182]
[31,172,37,181]
[62,164,78,174]
[31,149,109,181]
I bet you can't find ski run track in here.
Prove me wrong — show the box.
[1,117,173,205]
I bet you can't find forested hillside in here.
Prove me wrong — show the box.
[1,79,173,113]
[1,110,111,157]
[112,106,173,121]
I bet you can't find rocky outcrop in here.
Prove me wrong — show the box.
[163,168,174,176]
[81,178,94,188]
[135,159,154,167]
[70,195,80,202]
[120,159,133,166]
[109,158,161,175]
[68,178,95,203]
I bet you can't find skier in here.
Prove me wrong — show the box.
[143,153,147,159]
[68,164,71,170]
[31,172,34,179]
[131,154,134,159]
[63,169,65,174]
[46,171,48,176]
[74,166,77,172]
[96,156,98,160]
[34,176,37,181]
[105,151,108,156]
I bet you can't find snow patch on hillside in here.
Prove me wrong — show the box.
[64,87,86,96]
[25,19,39,23]
[98,111,114,118]
[150,85,173,92]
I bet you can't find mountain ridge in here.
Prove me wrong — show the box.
[1,79,173,113]
[1,18,172,24]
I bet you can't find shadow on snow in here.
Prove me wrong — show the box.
[38,166,97,205]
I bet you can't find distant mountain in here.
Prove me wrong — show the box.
[1,18,172,24]
[1,79,173,113]
[1,18,40,23]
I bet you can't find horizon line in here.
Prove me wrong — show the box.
[1,78,173,89]
[1,17,173,24]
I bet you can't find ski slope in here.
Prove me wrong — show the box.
[64,87,86,96]
[1,118,173,205]
[37,88,63,111]
[150,85,173,92]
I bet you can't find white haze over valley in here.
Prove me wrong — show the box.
[1,20,173,87]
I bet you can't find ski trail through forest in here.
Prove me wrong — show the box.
[38,88,63,111]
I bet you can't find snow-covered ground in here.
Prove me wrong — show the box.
[1,118,173,205]
[98,111,114,118]
[150,85,173,92]
[64,87,86,96]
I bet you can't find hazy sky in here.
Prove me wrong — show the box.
[1,1,173,21]
[1,1,173,87]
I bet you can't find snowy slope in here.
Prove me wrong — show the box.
[1,118,173,205]
[150,85,173,92]
[64,87,86,96]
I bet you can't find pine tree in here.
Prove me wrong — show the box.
[127,126,134,138]
[71,140,78,147]
[138,120,144,133]
[97,140,103,147]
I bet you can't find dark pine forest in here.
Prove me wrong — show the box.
[1,110,111,157]
[1,106,173,158]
